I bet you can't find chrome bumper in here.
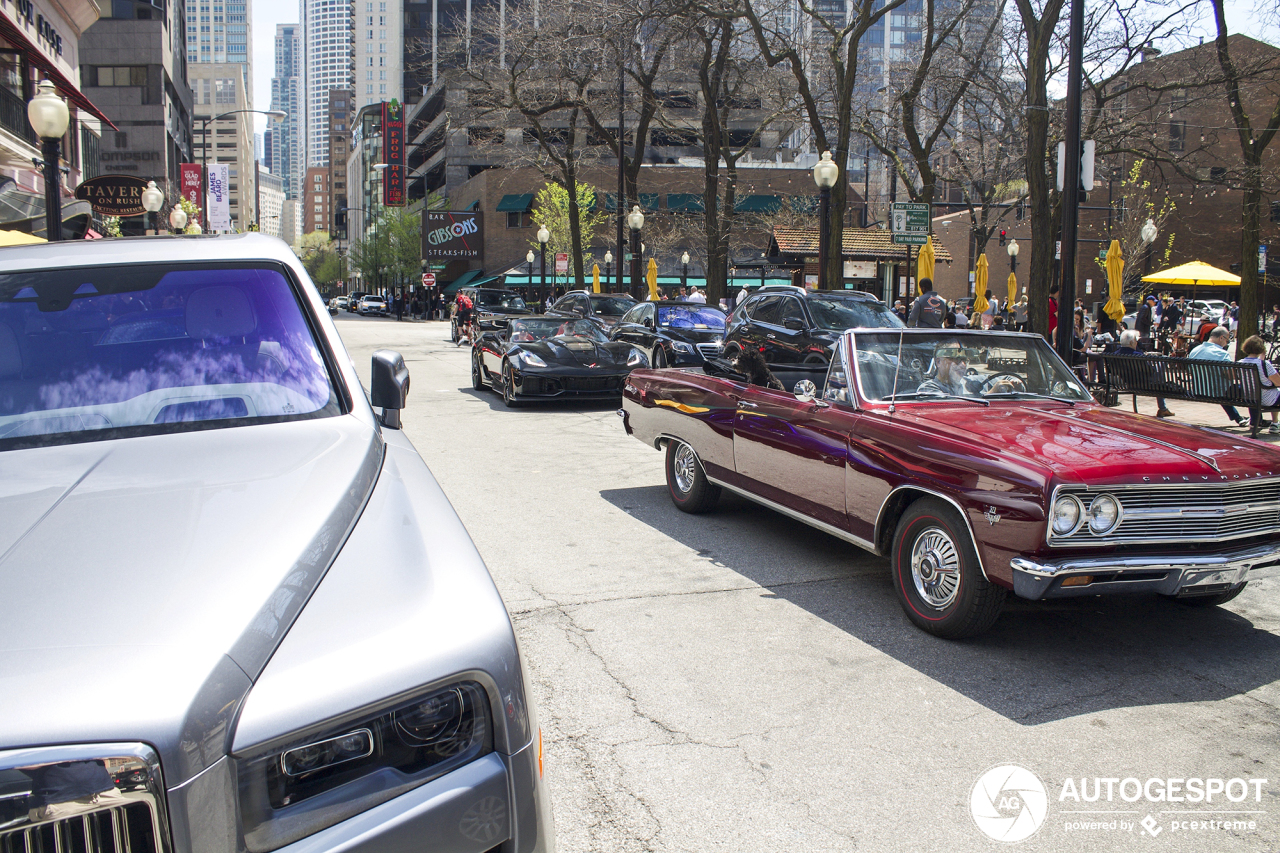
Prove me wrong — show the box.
[1010,541,1280,600]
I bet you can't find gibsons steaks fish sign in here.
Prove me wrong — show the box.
[74,175,150,216]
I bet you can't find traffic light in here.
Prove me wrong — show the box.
[999,230,1006,247]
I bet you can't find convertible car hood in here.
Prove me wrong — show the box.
[0,416,382,782]
[533,336,632,366]
[889,403,1280,483]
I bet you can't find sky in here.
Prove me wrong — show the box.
[247,1,1277,137]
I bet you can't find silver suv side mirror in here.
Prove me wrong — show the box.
[371,349,409,429]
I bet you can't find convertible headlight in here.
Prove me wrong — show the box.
[1087,494,1121,535]
[519,352,547,368]
[236,681,492,852]
[627,348,647,367]
[672,341,694,354]
[1050,495,1084,536]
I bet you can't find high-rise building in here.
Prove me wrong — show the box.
[305,166,331,233]
[184,0,252,95]
[353,0,402,112]
[270,23,304,197]
[304,0,354,167]
[327,89,353,236]
[258,168,286,237]
[190,63,256,230]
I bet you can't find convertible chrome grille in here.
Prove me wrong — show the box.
[695,342,722,360]
[0,801,158,853]
[1052,479,1280,546]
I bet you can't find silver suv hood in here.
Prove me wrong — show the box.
[0,416,382,784]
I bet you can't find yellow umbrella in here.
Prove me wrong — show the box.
[1104,239,1126,321]
[918,235,936,283]
[592,263,601,293]
[1007,272,1018,313]
[973,254,989,315]
[646,257,659,301]
[0,230,46,246]
[1141,260,1239,287]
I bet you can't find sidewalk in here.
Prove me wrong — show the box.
[1105,393,1280,442]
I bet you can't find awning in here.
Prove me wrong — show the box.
[638,193,659,212]
[734,195,783,214]
[0,16,117,130]
[440,268,485,295]
[667,193,704,213]
[496,193,534,212]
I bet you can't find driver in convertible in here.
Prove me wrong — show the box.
[917,341,1022,396]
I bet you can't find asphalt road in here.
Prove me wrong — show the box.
[334,312,1279,853]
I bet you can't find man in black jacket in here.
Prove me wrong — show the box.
[1134,294,1157,350]
[1116,329,1173,417]
[907,278,946,328]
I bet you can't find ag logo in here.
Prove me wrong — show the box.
[970,764,1048,843]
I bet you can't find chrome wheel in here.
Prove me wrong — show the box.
[672,442,698,494]
[910,528,961,609]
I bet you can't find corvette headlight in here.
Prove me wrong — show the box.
[519,351,547,368]
[1087,494,1121,535]
[627,348,647,367]
[236,681,492,852]
[672,341,694,354]
[1050,495,1084,536]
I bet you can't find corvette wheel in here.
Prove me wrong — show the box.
[891,498,1005,639]
[501,361,520,408]
[664,440,720,513]
[652,347,667,368]
[472,351,484,390]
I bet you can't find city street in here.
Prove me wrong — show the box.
[336,313,1279,853]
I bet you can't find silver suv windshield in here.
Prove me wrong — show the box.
[0,263,340,448]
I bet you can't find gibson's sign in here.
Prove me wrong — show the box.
[74,175,149,216]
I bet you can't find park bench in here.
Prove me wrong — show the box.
[1092,353,1280,438]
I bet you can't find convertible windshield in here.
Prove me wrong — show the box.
[589,296,635,316]
[475,290,527,310]
[809,296,904,331]
[510,318,609,342]
[851,330,1091,403]
[0,264,339,447]
[658,305,725,330]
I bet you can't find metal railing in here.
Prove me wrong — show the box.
[0,86,39,148]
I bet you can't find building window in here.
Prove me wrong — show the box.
[1271,201,1280,223]
[96,66,148,86]
[1169,120,1186,152]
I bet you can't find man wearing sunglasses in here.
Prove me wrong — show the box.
[917,340,1023,397]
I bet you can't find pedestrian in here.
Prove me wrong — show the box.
[1048,283,1060,338]
[688,286,706,304]
[1239,335,1280,434]
[1135,294,1157,350]
[893,299,908,324]
[981,289,999,329]
[1013,296,1029,332]
[1115,329,1174,417]
[1189,326,1247,426]
[394,293,405,321]
[907,278,946,328]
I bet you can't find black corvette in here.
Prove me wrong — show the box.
[471,316,649,406]
[609,301,727,368]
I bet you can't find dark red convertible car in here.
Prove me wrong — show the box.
[619,328,1280,638]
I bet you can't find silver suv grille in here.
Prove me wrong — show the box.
[1052,480,1280,546]
[1,800,159,853]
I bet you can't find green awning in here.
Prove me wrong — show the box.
[734,195,783,214]
[441,269,484,295]
[667,193,705,213]
[639,193,660,212]
[496,194,534,212]
[789,196,819,214]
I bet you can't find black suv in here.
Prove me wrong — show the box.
[452,286,532,342]
[725,285,903,364]
[547,290,637,329]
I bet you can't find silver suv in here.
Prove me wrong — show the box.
[0,235,553,853]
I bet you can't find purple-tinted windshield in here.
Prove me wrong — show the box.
[0,265,339,445]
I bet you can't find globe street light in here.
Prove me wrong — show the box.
[142,180,165,236]
[537,225,551,310]
[169,205,189,234]
[681,251,690,292]
[812,151,840,290]
[27,80,70,241]
[526,249,535,291]
[627,206,645,300]
[604,249,614,292]
[1007,237,1019,273]
[1140,218,1158,245]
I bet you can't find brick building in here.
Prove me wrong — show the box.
[304,165,329,234]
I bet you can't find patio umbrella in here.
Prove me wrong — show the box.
[1007,272,1018,313]
[918,235,936,283]
[0,230,46,246]
[973,254,989,315]
[646,258,659,301]
[1104,239,1126,321]
[1141,260,1239,287]
[592,263,601,293]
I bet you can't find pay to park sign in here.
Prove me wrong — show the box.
[74,175,149,216]
[891,202,931,245]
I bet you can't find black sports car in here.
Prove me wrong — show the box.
[610,301,727,368]
[472,316,649,406]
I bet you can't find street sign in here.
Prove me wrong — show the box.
[1260,245,1268,274]
[422,272,436,286]
[555,253,569,274]
[890,202,930,245]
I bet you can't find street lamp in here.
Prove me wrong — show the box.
[1140,218,1158,245]
[812,150,840,290]
[142,180,164,236]
[199,108,285,231]
[1007,238,1019,273]
[627,206,644,300]
[169,205,188,234]
[604,250,613,292]
[537,225,551,310]
[681,251,690,292]
[526,249,535,292]
[27,80,69,241]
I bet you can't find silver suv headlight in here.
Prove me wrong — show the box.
[235,681,492,852]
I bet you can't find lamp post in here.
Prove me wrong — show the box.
[627,206,644,300]
[526,250,535,296]
[681,251,690,293]
[603,250,613,292]
[27,80,69,241]
[812,151,840,290]
[1140,217,1158,287]
[538,225,551,310]
[1007,238,1019,273]
[199,108,285,231]
[142,180,164,236]
[169,205,189,234]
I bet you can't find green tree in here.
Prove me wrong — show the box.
[530,182,607,279]
[292,231,343,292]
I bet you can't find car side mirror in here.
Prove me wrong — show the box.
[371,349,409,429]
[783,318,805,331]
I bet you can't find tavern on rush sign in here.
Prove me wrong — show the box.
[74,175,150,216]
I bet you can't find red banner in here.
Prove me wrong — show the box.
[180,164,202,224]
[381,100,405,207]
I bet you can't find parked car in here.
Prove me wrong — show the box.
[724,285,902,365]
[472,315,647,406]
[333,295,349,311]
[620,327,1280,638]
[0,234,553,853]
[345,291,367,312]
[358,294,388,316]
[452,287,532,343]
[327,297,340,315]
[547,291,636,330]
[610,301,727,368]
